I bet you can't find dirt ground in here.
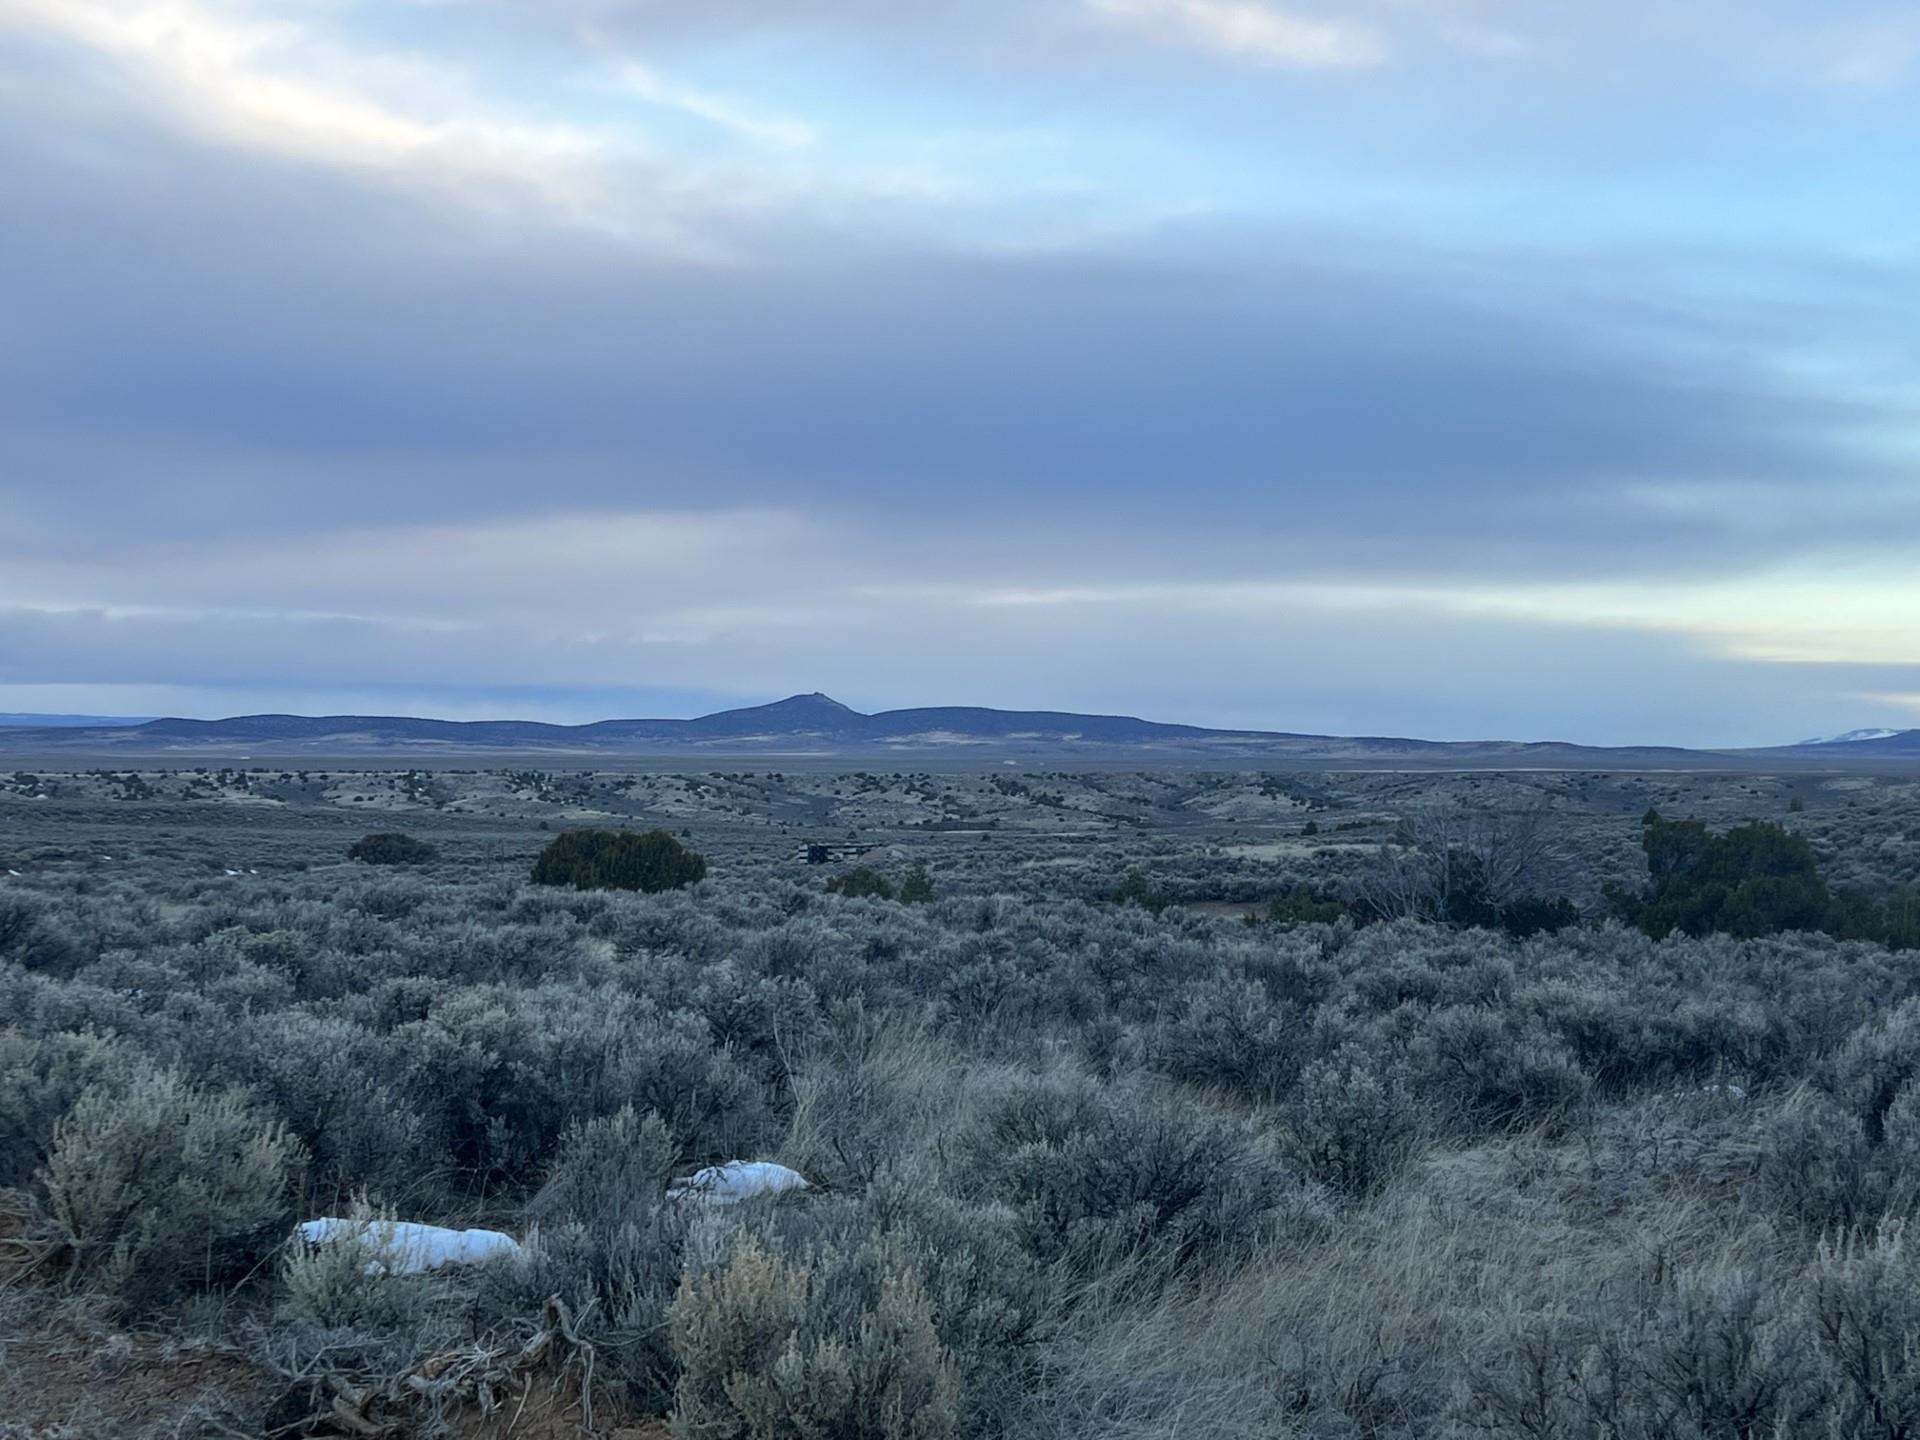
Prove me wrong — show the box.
[1179,898,1265,921]
[0,1307,665,1438]
[0,1316,267,1437]
[0,1205,663,1440]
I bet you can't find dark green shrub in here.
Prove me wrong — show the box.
[1882,891,1920,950]
[1833,886,1920,951]
[1110,868,1172,914]
[0,897,36,955]
[346,832,439,865]
[1611,814,1834,940]
[1498,894,1579,938]
[0,897,81,973]
[898,862,936,905]
[827,866,895,900]
[531,829,706,893]
[1265,887,1351,927]
[1425,848,1503,929]
[1374,849,1577,938]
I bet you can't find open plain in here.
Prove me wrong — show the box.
[5,764,1920,1436]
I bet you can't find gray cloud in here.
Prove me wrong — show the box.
[4,7,1918,744]
[1,113,1904,583]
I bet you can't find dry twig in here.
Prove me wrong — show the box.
[277,1296,600,1439]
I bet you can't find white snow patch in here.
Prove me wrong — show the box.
[667,1161,809,1206]
[295,1218,521,1274]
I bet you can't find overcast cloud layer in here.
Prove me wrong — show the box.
[3,0,1918,746]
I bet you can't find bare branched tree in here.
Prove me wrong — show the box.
[1358,801,1574,924]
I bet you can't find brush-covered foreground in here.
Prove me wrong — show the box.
[4,765,1920,1438]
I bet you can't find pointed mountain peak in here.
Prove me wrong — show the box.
[702,692,866,723]
[766,692,855,713]
[672,692,870,738]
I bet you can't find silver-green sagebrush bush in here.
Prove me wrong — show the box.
[9,771,1920,1436]
[467,1105,693,1412]
[960,1074,1326,1286]
[502,1215,687,1413]
[1462,1230,1920,1437]
[0,1025,123,1189]
[530,1103,679,1234]
[669,1233,960,1440]
[1279,1042,1424,1198]
[1807,1223,1920,1433]
[42,1063,304,1307]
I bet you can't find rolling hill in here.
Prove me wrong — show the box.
[0,692,1734,766]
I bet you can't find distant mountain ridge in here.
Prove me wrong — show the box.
[0,692,1726,765]
[1800,729,1909,747]
[0,713,155,728]
[1778,728,1920,758]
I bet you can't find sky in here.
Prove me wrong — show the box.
[1,0,1917,746]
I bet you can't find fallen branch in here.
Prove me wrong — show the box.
[279,1295,601,1439]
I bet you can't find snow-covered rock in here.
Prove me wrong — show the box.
[295,1218,521,1273]
[667,1161,809,1206]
